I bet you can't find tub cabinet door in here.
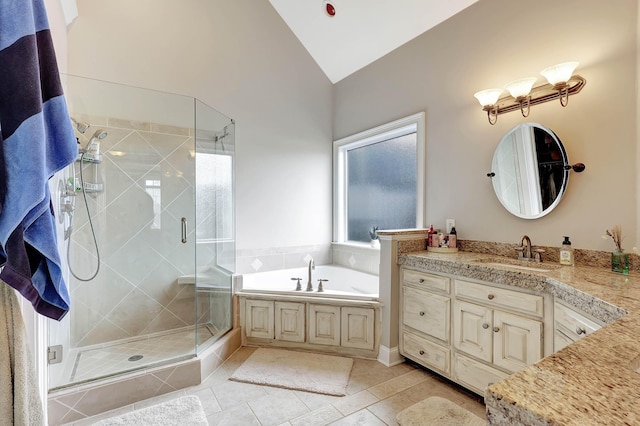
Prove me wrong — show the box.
[309,304,341,346]
[245,299,274,339]
[275,302,305,342]
[341,307,375,350]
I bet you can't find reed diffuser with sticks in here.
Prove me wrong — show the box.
[605,225,629,274]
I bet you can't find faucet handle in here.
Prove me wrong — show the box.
[291,277,302,291]
[533,249,545,262]
[317,279,328,292]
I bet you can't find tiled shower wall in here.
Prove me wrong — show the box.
[67,116,211,347]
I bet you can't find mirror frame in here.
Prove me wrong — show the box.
[491,122,569,219]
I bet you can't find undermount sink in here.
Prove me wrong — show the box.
[472,257,560,273]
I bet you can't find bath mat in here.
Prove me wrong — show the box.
[92,395,208,425]
[396,396,485,426]
[229,348,353,396]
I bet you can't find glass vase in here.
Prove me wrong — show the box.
[611,250,630,275]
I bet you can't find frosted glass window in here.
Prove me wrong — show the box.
[346,133,417,242]
[196,153,233,241]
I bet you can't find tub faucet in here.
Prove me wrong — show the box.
[306,259,315,291]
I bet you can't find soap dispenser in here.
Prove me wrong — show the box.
[559,236,574,266]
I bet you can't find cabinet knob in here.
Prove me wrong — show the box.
[493,326,500,333]
[482,323,489,329]
[419,278,425,283]
[487,294,495,300]
[419,350,425,355]
[419,311,425,316]
[576,326,586,336]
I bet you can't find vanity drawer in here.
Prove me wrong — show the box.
[554,302,602,350]
[402,331,450,375]
[402,285,450,342]
[402,269,450,293]
[455,279,543,317]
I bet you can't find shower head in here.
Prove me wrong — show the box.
[84,129,107,152]
[71,117,90,134]
[87,129,108,144]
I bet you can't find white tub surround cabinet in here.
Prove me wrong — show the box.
[400,268,553,396]
[239,293,381,358]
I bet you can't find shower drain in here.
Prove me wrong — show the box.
[128,355,144,362]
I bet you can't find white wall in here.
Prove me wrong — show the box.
[334,0,638,251]
[67,1,334,252]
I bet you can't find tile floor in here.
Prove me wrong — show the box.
[67,347,486,426]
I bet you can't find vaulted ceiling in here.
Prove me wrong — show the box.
[269,0,480,83]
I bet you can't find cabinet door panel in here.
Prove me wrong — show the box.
[403,286,450,343]
[275,302,305,342]
[454,354,509,396]
[493,310,542,373]
[453,300,492,362]
[246,299,274,339]
[309,304,340,346]
[341,307,374,350]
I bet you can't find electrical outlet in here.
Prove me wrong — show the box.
[446,219,455,233]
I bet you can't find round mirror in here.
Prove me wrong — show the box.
[491,123,569,219]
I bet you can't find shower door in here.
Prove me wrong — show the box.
[48,75,224,389]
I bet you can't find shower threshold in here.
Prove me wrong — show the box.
[50,324,217,390]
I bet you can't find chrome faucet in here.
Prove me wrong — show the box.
[306,258,315,291]
[517,235,533,260]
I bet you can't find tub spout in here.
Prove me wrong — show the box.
[306,259,315,291]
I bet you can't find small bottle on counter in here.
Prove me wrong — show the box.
[559,236,574,266]
[427,224,434,248]
[448,227,457,248]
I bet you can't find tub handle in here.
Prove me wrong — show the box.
[317,279,328,292]
[291,277,302,291]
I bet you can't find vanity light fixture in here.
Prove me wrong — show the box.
[474,62,586,125]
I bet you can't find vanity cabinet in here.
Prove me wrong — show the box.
[554,301,603,351]
[399,267,547,396]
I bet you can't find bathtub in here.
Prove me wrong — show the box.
[239,265,379,300]
[237,265,381,356]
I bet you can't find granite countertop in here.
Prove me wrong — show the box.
[398,250,640,426]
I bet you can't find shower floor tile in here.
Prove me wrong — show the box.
[70,325,216,383]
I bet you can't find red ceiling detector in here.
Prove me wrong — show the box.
[323,0,336,17]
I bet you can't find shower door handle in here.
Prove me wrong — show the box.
[181,217,188,243]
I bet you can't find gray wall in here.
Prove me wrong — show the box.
[67,1,333,253]
[334,0,639,251]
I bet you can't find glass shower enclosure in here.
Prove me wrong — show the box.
[48,75,235,389]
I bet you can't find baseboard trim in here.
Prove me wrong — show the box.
[377,345,403,366]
